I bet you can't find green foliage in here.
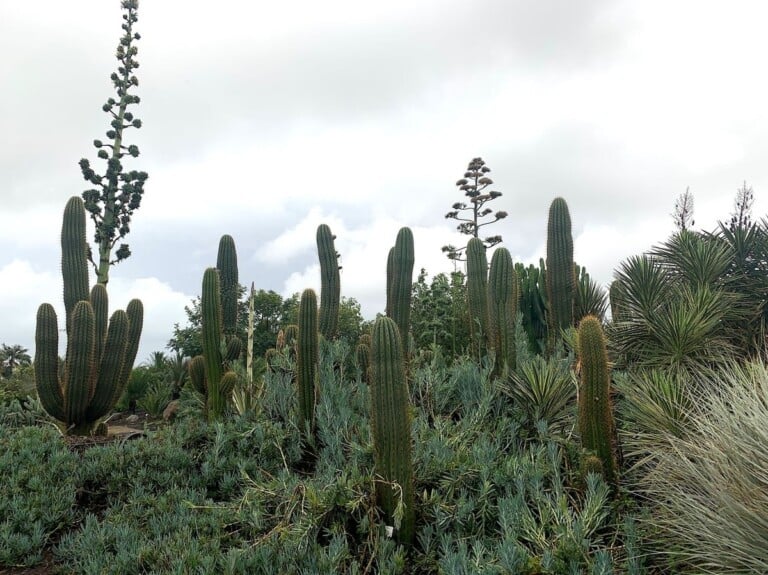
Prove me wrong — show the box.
[466,237,489,360]
[574,263,608,323]
[499,354,575,436]
[137,379,173,418]
[0,425,78,567]
[79,0,147,284]
[0,344,31,379]
[317,224,341,340]
[442,157,507,261]
[370,316,415,544]
[577,316,618,487]
[546,197,575,348]
[488,247,517,375]
[411,269,470,360]
[609,232,743,375]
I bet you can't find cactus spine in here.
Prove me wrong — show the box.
[466,237,489,359]
[317,224,341,340]
[488,247,517,375]
[577,315,618,487]
[370,316,415,544]
[389,228,414,356]
[34,197,143,435]
[546,197,575,348]
[297,289,319,436]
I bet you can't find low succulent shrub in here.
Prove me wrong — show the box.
[0,424,78,567]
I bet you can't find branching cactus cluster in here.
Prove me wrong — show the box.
[35,197,143,435]
[317,224,341,340]
[516,260,548,354]
[189,235,241,420]
[370,316,415,544]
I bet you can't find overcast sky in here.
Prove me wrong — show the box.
[2,0,767,362]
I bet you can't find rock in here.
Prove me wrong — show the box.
[163,400,180,422]
[126,414,140,423]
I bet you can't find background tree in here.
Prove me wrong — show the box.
[442,157,508,261]
[79,0,147,285]
[0,344,31,378]
[411,269,470,358]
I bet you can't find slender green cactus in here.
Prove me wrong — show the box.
[297,289,319,436]
[385,247,394,317]
[317,224,341,340]
[247,283,254,385]
[466,237,489,360]
[370,316,415,544]
[488,247,517,375]
[546,197,575,348]
[34,197,143,435]
[577,315,618,487]
[216,235,239,339]
[200,267,230,419]
[390,228,414,355]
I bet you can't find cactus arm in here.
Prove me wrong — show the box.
[86,309,129,421]
[34,303,65,422]
[390,228,415,355]
[317,224,341,340]
[385,247,394,317]
[61,197,90,332]
[63,301,97,425]
[90,284,109,364]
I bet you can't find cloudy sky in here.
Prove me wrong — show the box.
[2,0,767,362]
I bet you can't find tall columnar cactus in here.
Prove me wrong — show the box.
[370,316,415,544]
[466,237,489,359]
[546,197,575,348]
[577,315,618,487]
[389,228,414,355]
[488,247,517,375]
[35,196,143,435]
[216,234,239,340]
[297,289,319,437]
[196,267,238,420]
[317,224,341,340]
